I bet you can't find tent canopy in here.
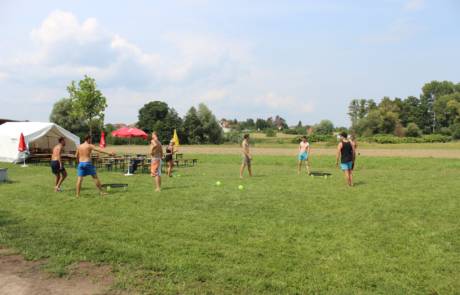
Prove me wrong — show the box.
[0,122,80,163]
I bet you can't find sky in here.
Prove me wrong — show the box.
[0,0,459,127]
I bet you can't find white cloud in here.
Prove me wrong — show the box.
[256,92,314,113]
[1,9,250,90]
[404,0,425,11]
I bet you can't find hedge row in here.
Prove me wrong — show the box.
[361,134,452,144]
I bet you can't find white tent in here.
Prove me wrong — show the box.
[0,122,80,163]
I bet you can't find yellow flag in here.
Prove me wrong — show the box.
[173,129,180,146]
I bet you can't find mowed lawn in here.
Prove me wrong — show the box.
[0,154,459,294]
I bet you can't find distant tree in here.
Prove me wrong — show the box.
[50,98,88,138]
[273,115,288,130]
[314,120,334,135]
[137,101,183,142]
[297,121,303,128]
[406,123,421,137]
[183,107,204,144]
[67,75,107,137]
[197,103,223,144]
[255,118,269,130]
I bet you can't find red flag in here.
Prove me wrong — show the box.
[18,132,27,152]
[99,131,106,148]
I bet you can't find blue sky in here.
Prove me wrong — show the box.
[0,0,459,127]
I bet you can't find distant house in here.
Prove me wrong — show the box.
[219,119,232,133]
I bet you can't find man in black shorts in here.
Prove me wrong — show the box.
[50,137,67,192]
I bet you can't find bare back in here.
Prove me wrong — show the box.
[76,142,94,162]
[51,144,63,161]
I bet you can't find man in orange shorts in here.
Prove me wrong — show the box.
[149,132,163,192]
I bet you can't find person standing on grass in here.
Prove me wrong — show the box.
[240,134,252,179]
[165,139,175,177]
[297,136,311,175]
[150,132,163,192]
[336,131,355,186]
[50,137,67,192]
[75,135,115,198]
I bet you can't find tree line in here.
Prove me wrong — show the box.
[50,76,224,144]
[348,80,460,138]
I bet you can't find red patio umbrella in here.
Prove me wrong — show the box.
[99,131,106,148]
[18,132,27,152]
[111,127,148,140]
[111,127,147,176]
[18,132,28,167]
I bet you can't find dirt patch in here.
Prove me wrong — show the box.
[108,145,460,159]
[0,248,117,295]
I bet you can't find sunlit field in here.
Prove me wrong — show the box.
[1,153,459,294]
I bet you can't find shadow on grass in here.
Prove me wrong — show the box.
[353,181,366,186]
[0,180,19,185]
[0,210,18,227]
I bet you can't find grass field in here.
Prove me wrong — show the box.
[1,153,459,294]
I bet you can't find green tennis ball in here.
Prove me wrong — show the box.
[216,181,222,186]
[107,186,111,191]
[324,175,328,179]
[238,185,244,190]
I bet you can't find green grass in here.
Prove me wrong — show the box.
[1,155,459,294]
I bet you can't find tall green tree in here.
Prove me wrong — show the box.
[137,101,182,142]
[67,75,107,137]
[314,120,334,135]
[183,107,204,144]
[197,103,224,144]
[49,98,88,138]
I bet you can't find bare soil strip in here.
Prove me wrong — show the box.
[0,248,115,295]
[108,146,460,159]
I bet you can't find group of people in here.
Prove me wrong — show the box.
[50,132,177,196]
[50,131,357,197]
[239,132,357,186]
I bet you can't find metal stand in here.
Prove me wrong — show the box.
[124,155,133,176]
[21,153,28,167]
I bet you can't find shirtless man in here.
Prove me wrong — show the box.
[149,132,163,192]
[50,137,67,192]
[297,136,311,175]
[239,134,252,178]
[75,135,115,197]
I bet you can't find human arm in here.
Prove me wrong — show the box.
[75,149,79,164]
[336,143,342,167]
[91,145,115,156]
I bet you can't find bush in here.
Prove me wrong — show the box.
[406,123,421,137]
[439,127,452,136]
[450,123,460,139]
[363,134,451,144]
[223,131,242,144]
[265,129,277,137]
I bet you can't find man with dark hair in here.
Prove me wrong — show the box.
[50,137,67,192]
[336,131,355,186]
[297,136,311,175]
[240,134,252,178]
[75,135,115,197]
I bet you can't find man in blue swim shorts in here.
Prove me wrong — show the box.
[75,135,115,197]
[336,132,356,187]
[297,136,311,175]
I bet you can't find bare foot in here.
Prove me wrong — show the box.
[100,191,108,196]
[155,188,161,192]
